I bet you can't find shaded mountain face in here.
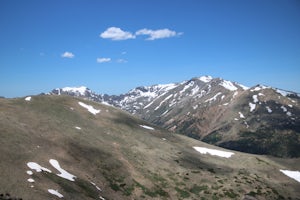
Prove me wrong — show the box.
[1,95,300,199]
[50,76,300,157]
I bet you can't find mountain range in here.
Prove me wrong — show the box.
[51,76,300,158]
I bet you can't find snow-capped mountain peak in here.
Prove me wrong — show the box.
[198,75,213,83]
[49,75,300,157]
[61,86,89,96]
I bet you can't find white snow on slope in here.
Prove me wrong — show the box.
[101,101,113,107]
[49,159,76,181]
[25,96,31,101]
[78,102,100,115]
[27,170,33,175]
[249,103,256,112]
[219,80,237,91]
[250,85,269,92]
[27,162,52,173]
[280,170,300,183]
[199,76,212,83]
[252,95,259,103]
[193,147,234,158]
[161,110,169,116]
[276,89,292,97]
[27,178,35,183]
[205,92,222,103]
[48,189,64,198]
[180,81,194,94]
[139,125,155,130]
[266,106,272,113]
[90,182,102,191]
[239,112,245,119]
[190,85,200,96]
[62,86,87,95]
[237,83,249,90]
[154,94,173,110]
[75,126,81,130]
[281,105,287,112]
[141,84,178,109]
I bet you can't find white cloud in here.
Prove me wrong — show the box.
[61,51,74,58]
[116,59,128,63]
[136,28,183,40]
[97,57,111,63]
[100,27,135,40]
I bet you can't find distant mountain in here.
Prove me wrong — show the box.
[50,76,300,157]
[1,95,300,199]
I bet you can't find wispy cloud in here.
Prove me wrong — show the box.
[136,28,183,40]
[61,51,74,58]
[96,57,111,63]
[116,59,128,63]
[100,27,135,40]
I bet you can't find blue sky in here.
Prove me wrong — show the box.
[1,0,300,97]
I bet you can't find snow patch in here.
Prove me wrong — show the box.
[139,125,155,130]
[266,106,272,113]
[190,85,200,96]
[249,103,256,112]
[252,95,259,103]
[244,121,249,128]
[161,110,169,116]
[281,106,287,112]
[49,159,76,181]
[205,92,222,103]
[27,178,35,183]
[280,170,300,183]
[239,112,245,119]
[154,94,173,110]
[193,104,198,110]
[250,85,269,92]
[27,162,51,173]
[101,101,113,107]
[90,182,102,191]
[48,189,64,198]
[237,84,249,90]
[78,102,100,115]
[27,170,33,175]
[180,81,194,94]
[193,147,234,158]
[219,80,238,91]
[286,112,292,117]
[198,76,212,83]
[25,96,31,101]
[276,89,292,97]
[75,126,81,130]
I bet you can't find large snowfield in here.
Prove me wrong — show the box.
[193,147,235,158]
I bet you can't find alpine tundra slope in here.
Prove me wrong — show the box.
[0,95,299,199]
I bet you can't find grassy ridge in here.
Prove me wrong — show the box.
[0,95,299,199]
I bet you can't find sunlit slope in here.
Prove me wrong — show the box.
[0,95,299,199]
